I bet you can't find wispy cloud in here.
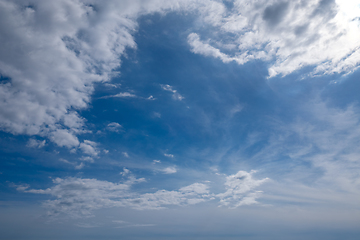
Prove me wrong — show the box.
[160,84,184,101]
[164,153,174,158]
[101,92,137,99]
[161,167,177,174]
[26,139,46,148]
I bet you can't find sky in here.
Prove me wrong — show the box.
[1,0,360,239]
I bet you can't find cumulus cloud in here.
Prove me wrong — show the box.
[106,122,123,132]
[49,129,80,148]
[79,140,99,156]
[0,0,208,147]
[188,0,360,77]
[19,170,268,218]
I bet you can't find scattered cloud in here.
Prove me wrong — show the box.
[106,122,123,132]
[122,152,129,158]
[49,129,79,148]
[161,167,177,174]
[164,153,174,158]
[103,83,121,88]
[120,168,130,176]
[19,170,267,218]
[75,162,85,170]
[26,139,46,148]
[160,84,184,101]
[102,92,137,99]
[79,140,99,156]
[152,160,161,164]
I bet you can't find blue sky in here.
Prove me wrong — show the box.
[1,0,360,239]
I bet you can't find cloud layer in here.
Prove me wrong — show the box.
[19,170,268,218]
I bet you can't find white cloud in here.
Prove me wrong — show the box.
[106,122,123,132]
[164,153,174,158]
[79,140,99,156]
[122,152,129,158]
[104,92,137,98]
[49,129,79,148]
[160,84,184,101]
[21,176,210,217]
[120,167,130,176]
[26,138,46,148]
[161,166,177,174]
[0,0,203,147]
[217,170,269,208]
[153,160,161,164]
[19,170,269,218]
[188,0,360,77]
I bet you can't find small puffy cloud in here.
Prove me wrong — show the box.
[122,152,129,158]
[26,139,46,148]
[161,167,177,174]
[79,140,99,156]
[120,168,130,176]
[164,153,174,158]
[153,160,161,164]
[50,129,80,148]
[107,122,123,132]
[147,95,156,100]
[160,84,184,101]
